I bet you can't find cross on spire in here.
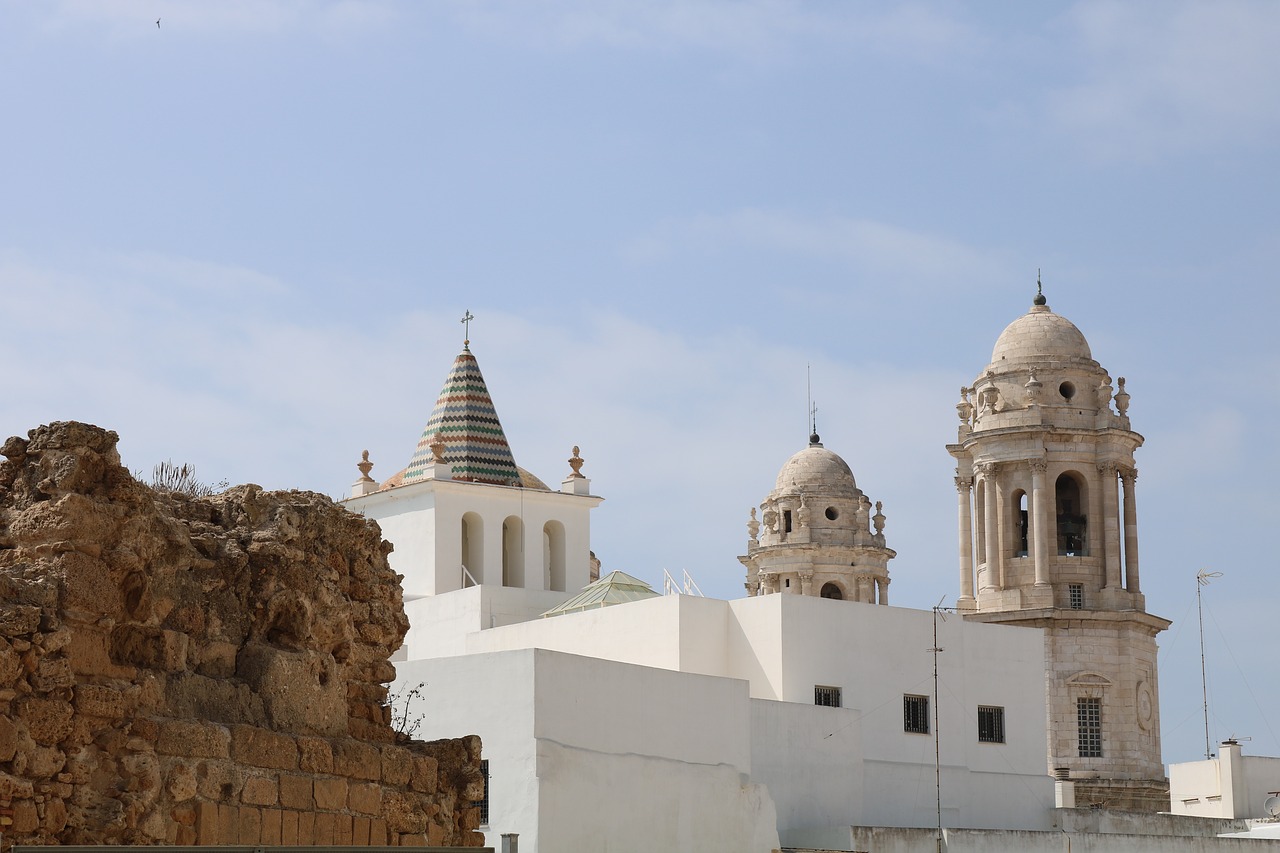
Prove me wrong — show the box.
[461,310,474,347]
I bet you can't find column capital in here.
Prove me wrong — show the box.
[977,461,998,477]
[955,475,974,491]
[1097,461,1118,477]
[1120,467,1138,485]
[1028,458,1048,474]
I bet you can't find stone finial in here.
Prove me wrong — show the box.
[357,450,375,482]
[1025,369,1042,403]
[747,507,760,541]
[589,551,601,583]
[956,387,973,425]
[762,507,778,535]
[1114,377,1130,416]
[1034,271,1047,306]
[797,498,811,529]
[429,434,447,465]
[873,501,886,535]
[567,446,585,479]
[1098,375,1114,410]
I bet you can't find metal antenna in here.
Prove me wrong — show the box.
[1197,569,1223,759]
[931,598,951,847]
[807,364,816,439]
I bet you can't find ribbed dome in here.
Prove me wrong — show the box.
[991,304,1092,364]
[775,444,857,495]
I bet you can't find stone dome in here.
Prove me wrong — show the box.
[774,441,858,496]
[991,304,1092,365]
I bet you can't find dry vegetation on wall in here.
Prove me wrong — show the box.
[0,421,485,848]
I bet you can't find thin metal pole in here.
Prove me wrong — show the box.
[931,605,944,847]
[1196,569,1222,760]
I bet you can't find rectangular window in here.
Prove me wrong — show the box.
[1078,698,1102,758]
[783,510,793,533]
[977,705,1005,743]
[815,685,841,707]
[1069,584,1084,610]
[904,694,930,734]
[473,759,490,826]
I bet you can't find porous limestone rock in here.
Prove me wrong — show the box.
[0,421,484,848]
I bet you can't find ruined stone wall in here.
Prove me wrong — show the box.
[0,422,485,847]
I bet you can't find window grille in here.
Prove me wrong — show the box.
[904,694,930,734]
[1069,584,1084,610]
[815,685,842,707]
[1078,698,1102,758]
[473,759,490,825]
[977,705,1005,743]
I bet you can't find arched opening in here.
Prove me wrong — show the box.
[820,582,843,600]
[1056,473,1088,556]
[502,516,524,587]
[461,513,484,586]
[1013,490,1029,557]
[543,520,566,592]
[975,480,987,565]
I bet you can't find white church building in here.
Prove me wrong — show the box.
[343,294,1277,852]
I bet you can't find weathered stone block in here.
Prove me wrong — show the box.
[333,738,381,781]
[157,720,229,758]
[231,724,299,770]
[241,774,278,806]
[336,812,355,845]
[110,624,188,672]
[261,806,283,844]
[297,809,316,845]
[281,808,299,845]
[354,815,372,845]
[313,775,348,811]
[410,754,438,794]
[16,695,73,744]
[314,811,337,844]
[278,773,313,810]
[237,805,262,844]
[0,714,17,760]
[297,735,333,773]
[349,780,383,815]
[382,744,413,785]
[74,683,126,719]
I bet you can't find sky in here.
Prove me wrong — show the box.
[2,0,1278,772]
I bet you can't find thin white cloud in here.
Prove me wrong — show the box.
[626,208,1010,288]
[1047,0,1280,159]
[445,1,983,62]
[42,0,395,39]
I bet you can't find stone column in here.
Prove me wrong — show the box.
[956,475,975,603]
[1030,460,1049,587]
[1099,463,1121,589]
[876,576,889,606]
[798,570,814,596]
[1121,468,1140,593]
[856,575,873,603]
[980,464,1003,590]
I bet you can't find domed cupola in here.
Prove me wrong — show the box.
[739,433,895,604]
[957,282,1122,435]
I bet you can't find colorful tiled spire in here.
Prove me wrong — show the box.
[403,345,521,486]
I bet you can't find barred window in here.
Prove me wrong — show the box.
[1078,698,1102,758]
[977,705,1005,743]
[473,759,490,826]
[815,685,842,707]
[1069,583,1084,610]
[904,694,930,734]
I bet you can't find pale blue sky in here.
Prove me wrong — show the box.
[2,0,1278,770]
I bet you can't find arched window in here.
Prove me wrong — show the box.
[1055,473,1088,556]
[461,513,484,586]
[543,520,566,592]
[1013,490,1029,557]
[820,582,843,600]
[502,516,524,587]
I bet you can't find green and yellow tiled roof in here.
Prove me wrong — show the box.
[403,346,522,486]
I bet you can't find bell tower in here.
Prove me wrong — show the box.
[948,284,1170,810]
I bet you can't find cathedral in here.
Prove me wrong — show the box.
[338,287,1212,851]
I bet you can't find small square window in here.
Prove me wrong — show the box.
[1069,584,1084,610]
[904,694,930,734]
[815,685,841,707]
[978,706,1005,743]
